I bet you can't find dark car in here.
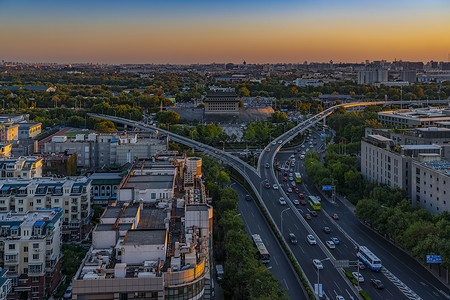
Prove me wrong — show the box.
[283,171,288,176]
[283,177,288,182]
[305,214,312,220]
[310,211,318,217]
[245,194,252,201]
[300,200,307,205]
[289,233,298,244]
[265,183,270,189]
[299,193,305,199]
[323,226,331,234]
[371,279,384,289]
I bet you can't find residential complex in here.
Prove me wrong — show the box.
[44,133,167,169]
[72,155,213,299]
[0,209,63,299]
[0,177,92,242]
[357,68,388,85]
[0,157,43,179]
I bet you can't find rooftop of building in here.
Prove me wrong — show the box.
[124,174,174,190]
[378,107,450,119]
[417,160,450,177]
[102,205,140,219]
[137,208,166,229]
[367,134,393,143]
[17,122,42,129]
[123,229,167,246]
[401,144,442,150]
[0,209,62,233]
[415,127,450,132]
[89,172,122,181]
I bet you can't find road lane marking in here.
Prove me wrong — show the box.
[273,256,279,266]
[283,278,289,289]
[294,223,299,230]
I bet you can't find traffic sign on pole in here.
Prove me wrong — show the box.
[333,260,350,268]
[426,255,442,263]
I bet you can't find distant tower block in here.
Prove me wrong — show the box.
[186,157,202,177]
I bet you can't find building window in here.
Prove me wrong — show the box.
[24,246,28,252]
[32,286,39,293]
[32,254,39,260]
[8,244,15,250]
[32,276,39,283]
[33,243,39,249]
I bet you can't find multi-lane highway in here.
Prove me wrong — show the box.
[229,179,307,300]
[90,100,450,300]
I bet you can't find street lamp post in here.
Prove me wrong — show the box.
[280,208,291,234]
[316,257,331,297]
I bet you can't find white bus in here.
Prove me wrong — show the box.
[252,234,270,264]
[357,246,382,271]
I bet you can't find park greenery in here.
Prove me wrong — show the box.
[199,155,288,300]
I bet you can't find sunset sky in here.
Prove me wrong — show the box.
[0,0,449,64]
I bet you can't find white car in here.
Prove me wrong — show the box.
[278,140,282,144]
[265,163,270,168]
[352,272,365,283]
[313,259,324,270]
[273,184,279,190]
[307,234,316,245]
[326,240,336,249]
[272,141,276,145]
[279,197,287,205]
[292,199,300,205]
[336,296,345,300]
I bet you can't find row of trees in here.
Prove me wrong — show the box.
[200,155,287,299]
[356,188,450,269]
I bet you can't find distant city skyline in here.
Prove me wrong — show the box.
[0,0,449,64]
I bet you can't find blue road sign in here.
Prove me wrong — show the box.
[322,185,332,191]
[427,255,442,263]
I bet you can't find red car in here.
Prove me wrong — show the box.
[297,148,301,152]
[299,194,305,199]
[294,189,300,194]
[283,177,288,182]
[300,200,307,205]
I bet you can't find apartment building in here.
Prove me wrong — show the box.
[17,124,41,140]
[0,125,18,143]
[0,177,91,242]
[411,161,450,214]
[0,146,11,159]
[357,68,388,85]
[0,209,63,300]
[361,136,412,193]
[72,157,213,299]
[361,134,450,214]
[117,159,176,203]
[44,133,167,169]
[0,269,11,300]
[89,173,122,206]
[0,157,43,179]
